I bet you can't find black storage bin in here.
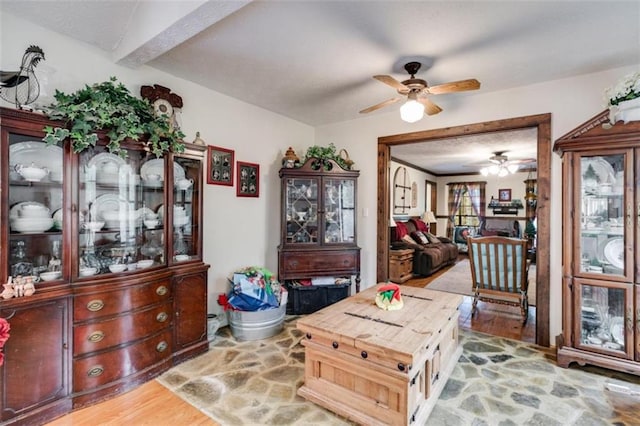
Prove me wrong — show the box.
[286,283,350,314]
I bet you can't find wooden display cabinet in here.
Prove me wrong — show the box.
[0,107,209,424]
[278,158,361,292]
[554,110,640,376]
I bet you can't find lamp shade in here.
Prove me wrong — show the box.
[422,211,437,223]
[389,216,397,227]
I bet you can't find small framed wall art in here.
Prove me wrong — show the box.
[207,146,234,186]
[498,188,512,202]
[237,161,260,197]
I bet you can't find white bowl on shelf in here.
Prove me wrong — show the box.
[10,217,54,233]
[39,271,62,281]
[18,208,50,218]
[83,221,105,232]
[15,164,48,181]
[174,254,190,262]
[79,267,98,277]
[136,259,154,269]
[108,264,128,273]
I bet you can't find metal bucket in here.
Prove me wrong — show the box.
[228,303,286,341]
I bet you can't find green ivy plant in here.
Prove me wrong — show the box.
[43,77,185,158]
[303,143,350,170]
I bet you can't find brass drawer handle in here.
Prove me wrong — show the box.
[156,341,168,352]
[156,312,168,322]
[88,331,105,343]
[87,366,104,377]
[156,285,168,296]
[87,299,104,312]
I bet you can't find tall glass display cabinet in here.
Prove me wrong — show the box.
[278,157,361,294]
[554,110,640,376]
[0,107,209,424]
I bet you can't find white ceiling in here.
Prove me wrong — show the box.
[2,0,639,173]
[391,127,538,176]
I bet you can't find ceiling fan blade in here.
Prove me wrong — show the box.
[373,75,408,91]
[359,97,402,114]
[418,97,442,116]
[426,79,480,95]
[511,158,536,164]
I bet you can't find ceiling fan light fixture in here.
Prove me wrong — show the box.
[480,167,490,176]
[400,92,424,123]
[497,167,509,177]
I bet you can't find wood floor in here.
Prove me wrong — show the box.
[45,381,216,425]
[45,258,534,425]
[403,256,537,344]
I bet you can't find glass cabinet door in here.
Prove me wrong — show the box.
[324,178,355,244]
[78,147,163,276]
[576,152,631,280]
[284,177,319,244]
[171,155,201,262]
[8,134,64,283]
[574,278,633,359]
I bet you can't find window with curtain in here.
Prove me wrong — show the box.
[455,188,481,227]
[447,181,485,237]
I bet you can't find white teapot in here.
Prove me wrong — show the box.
[15,163,48,182]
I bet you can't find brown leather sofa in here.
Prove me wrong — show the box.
[391,219,458,277]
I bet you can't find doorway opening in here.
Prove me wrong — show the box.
[376,114,551,347]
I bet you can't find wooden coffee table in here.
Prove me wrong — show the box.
[297,283,462,426]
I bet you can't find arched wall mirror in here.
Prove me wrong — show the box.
[376,114,551,347]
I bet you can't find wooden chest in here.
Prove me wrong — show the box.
[297,284,462,426]
[389,249,414,283]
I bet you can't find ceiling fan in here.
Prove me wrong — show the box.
[480,151,536,176]
[359,61,480,122]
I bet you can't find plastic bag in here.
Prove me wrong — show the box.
[227,267,280,311]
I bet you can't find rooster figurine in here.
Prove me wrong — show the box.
[0,45,45,109]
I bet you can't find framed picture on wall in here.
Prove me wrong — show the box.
[498,188,512,202]
[237,161,259,197]
[207,146,234,186]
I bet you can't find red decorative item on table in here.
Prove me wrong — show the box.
[375,283,404,311]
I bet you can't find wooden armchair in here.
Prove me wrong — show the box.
[467,236,530,323]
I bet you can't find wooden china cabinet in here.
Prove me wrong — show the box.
[278,158,361,293]
[0,107,209,425]
[554,110,640,376]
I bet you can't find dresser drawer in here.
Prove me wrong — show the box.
[279,249,359,278]
[74,279,171,321]
[73,301,172,356]
[73,329,172,393]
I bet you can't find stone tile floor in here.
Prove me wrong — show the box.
[158,317,640,425]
